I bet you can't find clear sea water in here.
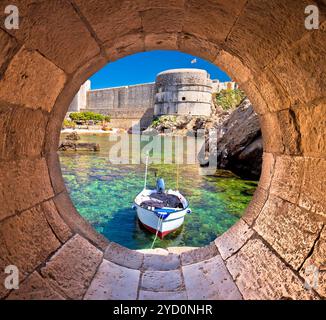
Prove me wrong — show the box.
[59,133,258,249]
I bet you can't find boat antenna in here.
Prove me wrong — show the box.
[144,151,149,190]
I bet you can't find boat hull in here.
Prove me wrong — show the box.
[135,205,187,239]
[138,220,180,239]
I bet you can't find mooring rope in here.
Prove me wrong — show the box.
[150,215,163,249]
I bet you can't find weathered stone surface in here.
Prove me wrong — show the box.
[41,235,103,299]
[139,248,169,255]
[226,239,318,300]
[215,220,254,260]
[271,25,326,105]
[258,153,275,191]
[177,33,220,63]
[294,102,326,158]
[242,187,268,226]
[104,242,144,269]
[260,112,285,154]
[0,158,53,221]
[46,152,66,194]
[0,0,325,302]
[183,0,246,44]
[141,8,184,33]
[0,236,14,298]
[183,255,242,300]
[136,0,185,8]
[0,47,66,113]
[181,243,218,266]
[225,0,310,75]
[4,0,100,73]
[270,155,304,204]
[0,205,61,278]
[7,272,64,300]
[214,50,253,85]
[277,109,302,155]
[300,227,326,299]
[254,69,291,113]
[0,29,17,76]
[299,158,326,217]
[141,270,184,291]
[84,259,140,300]
[41,200,72,243]
[167,246,196,255]
[139,290,187,300]
[105,33,145,62]
[144,33,178,51]
[143,253,180,271]
[0,103,13,158]
[53,192,109,250]
[44,54,107,154]
[240,79,269,115]
[2,106,48,159]
[255,196,324,270]
[74,0,142,43]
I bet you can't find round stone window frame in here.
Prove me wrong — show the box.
[0,1,324,300]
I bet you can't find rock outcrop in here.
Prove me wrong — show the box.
[59,141,100,152]
[200,99,262,180]
[144,98,262,180]
[143,112,230,136]
[65,131,81,141]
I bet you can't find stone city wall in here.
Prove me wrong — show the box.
[86,82,155,111]
[69,82,155,129]
[87,108,154,129]
[68,69,237,128]
[69,80,91,112]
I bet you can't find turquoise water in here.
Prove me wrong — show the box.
[59,133,258,249]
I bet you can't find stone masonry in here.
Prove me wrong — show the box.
[0,0,324,300]
[68,68,235,128]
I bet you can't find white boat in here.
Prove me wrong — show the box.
[132,153,191,239]
[133,182,191,239]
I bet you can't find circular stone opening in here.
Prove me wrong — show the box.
[0,0,324,300]
[59,50,260,250]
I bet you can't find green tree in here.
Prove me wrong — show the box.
[62,119,76,128]
[215,89,246,110]
[69,111,110,123]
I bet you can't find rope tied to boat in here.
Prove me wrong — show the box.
[150,214,164,249]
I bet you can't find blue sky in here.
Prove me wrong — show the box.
[89,50,231,89]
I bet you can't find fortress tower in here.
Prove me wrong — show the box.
[154,69,213,117]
